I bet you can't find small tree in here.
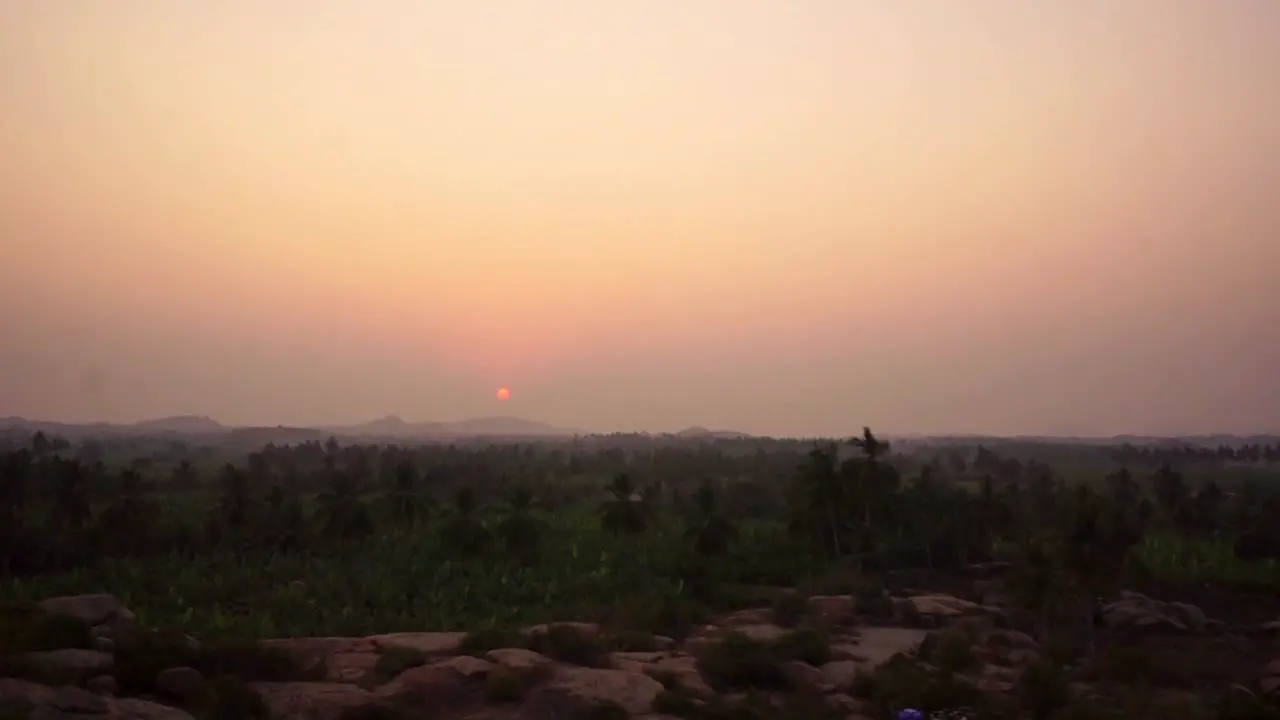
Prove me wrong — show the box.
[600,473,647,535]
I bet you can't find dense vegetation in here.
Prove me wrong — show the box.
[3,428,1279,644]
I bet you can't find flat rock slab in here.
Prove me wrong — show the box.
[368,631,465,657]
[251,681,381,720]
[530,667,664,717]
[39,594,125,626]
[845,627,928,667]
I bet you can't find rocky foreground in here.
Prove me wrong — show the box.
[2,589,1279,719]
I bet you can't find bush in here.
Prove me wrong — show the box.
[644,668,684,692]
[1018,656,1071,720]
[850,654,989,717]
[853,593,895,621]
[934,628,982,674]
[457,628,527,656]
[652,689,698,716]
[373,646,426,680]
[528,625,606,667]
[697,632,790,691]
[696,629,829,692]
[485,666,524,703]
[771,593,809,628]
[605,629,659,652]
[0,604,92,654]
[204,675,269,720]
[773,628,830,666]
[113,631,317,694]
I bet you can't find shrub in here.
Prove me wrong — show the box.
[696,628,829,693]
[773,628,830,666]
[1018,656,1071,720]
[457,628,527,656]
[605,629,659,652]
[373,646,426,680]
[644,668,684,691]
[851,654,989,717]
[853,593,895,621]
[934,628,981,674]
[0,604,92,654]
[771,593,809,628]
[485,666,524,703]
[204,675,269,720]
[652,689,698,716]
[528,625,606,667]
[696,632,790,691]
[113,631,316,694]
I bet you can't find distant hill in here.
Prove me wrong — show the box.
[130,415,225,434]
[0,414,580,442]
[1,415,1274,446]
[324,415,580,439]
[673,426,754,440]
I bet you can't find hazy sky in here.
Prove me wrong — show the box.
[2,1,1278,437]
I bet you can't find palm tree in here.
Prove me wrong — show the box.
[314,467,374,541]
[170,459,199,490]
[382,461,427,526]
[213,463,253,532]
[1150,462,1187,515]
[846,427,900,532]
[0,450,34,578]
[50,457,93,533]
[496,484,544,562]
[787,443,845,557]
[600,473,646,535]
[97,468,157,556]
[441,487,491,555]
[263,485,306,553]
[684,481,737,558]
[1006,536,1067,642]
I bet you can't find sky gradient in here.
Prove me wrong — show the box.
[2,1,1278,437]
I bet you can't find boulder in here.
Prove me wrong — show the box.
[252,682,382,720]
[528,666,664,716]
[38,595,127,628]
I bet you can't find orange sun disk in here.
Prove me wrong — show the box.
[496,387,511,400]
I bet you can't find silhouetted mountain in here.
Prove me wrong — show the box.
[130,415,224,433]
[0,415,1273,446]
[673,426,753,440]
[324,415,578,439]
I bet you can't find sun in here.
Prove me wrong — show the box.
[495,387,511,401]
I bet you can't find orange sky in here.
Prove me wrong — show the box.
[1,1,1277,436]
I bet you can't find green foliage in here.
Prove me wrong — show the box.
[653,689,699,715]
[604,629,660,652]
[113,630,317,695]
[1018,655,1071,720]
[0,604,92,653]
[373,645,426,680]
[3,432,1280,650]
[770,592,809,628]
[927,627,982,674]
[527,624,606,667]
[203,675,269,720]
[695,629,831,692]
[772,628,830,666]
[484,665,525,703]
[458,628,528,656]
[849,654,989,717]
